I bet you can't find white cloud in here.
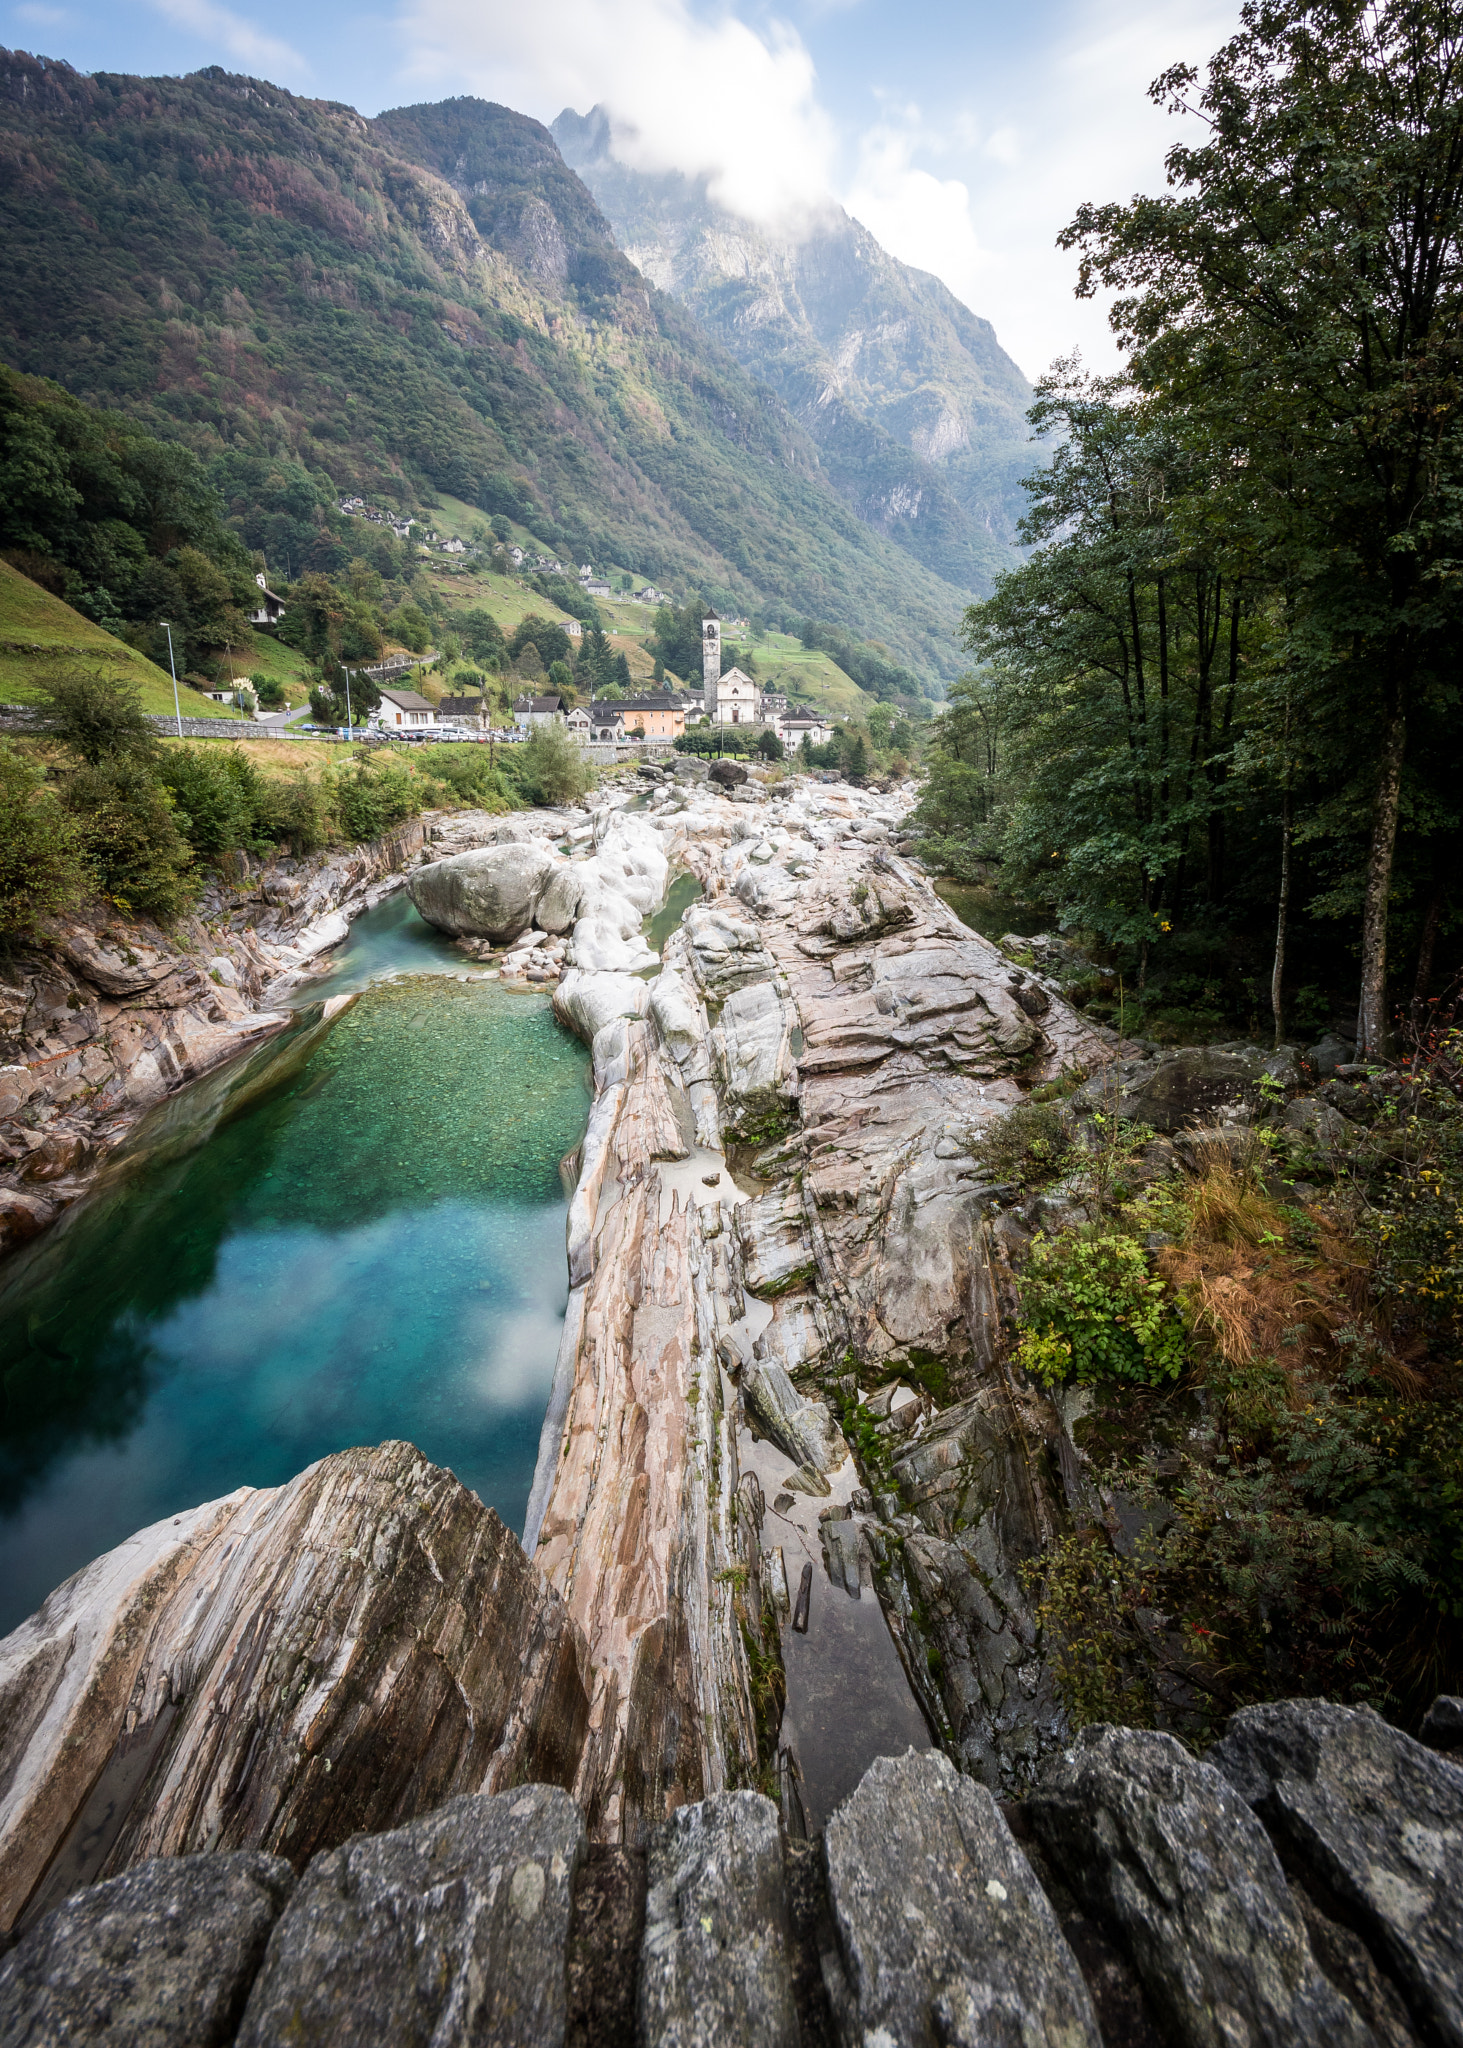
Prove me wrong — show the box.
[841,0,1241,379]
[13,4,72,25]
[397,0,835,222]
[148,0,309,79]
[391,0,1240,379]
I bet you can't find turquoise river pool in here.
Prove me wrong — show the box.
[0,897,591,1637]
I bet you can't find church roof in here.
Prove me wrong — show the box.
[702,607,719,621]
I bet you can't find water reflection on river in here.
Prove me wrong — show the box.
[0,906,590,1637]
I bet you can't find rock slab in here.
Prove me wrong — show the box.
[639,1791,799,2048]
[1212,1698,1463,2048]
[0,1850,294,2048]
[237,1785,584,2047]
[409,841,556,938]
[824,1747,1102,2047]
[0,1443,588,1932]
[1029,1724,1375,2048]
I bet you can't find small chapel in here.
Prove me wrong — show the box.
[702,609,760,726]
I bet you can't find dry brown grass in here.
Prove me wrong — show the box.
[1158,1151,1425,1397]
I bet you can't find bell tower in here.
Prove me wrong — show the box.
[701,610,721,699]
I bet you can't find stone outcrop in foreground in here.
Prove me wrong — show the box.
[3,1699,1458,2047]
[0,1443,589,1938]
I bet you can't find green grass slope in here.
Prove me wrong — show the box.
[0,59,970,683]
[0,560,239,717]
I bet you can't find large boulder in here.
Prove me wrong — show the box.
[1211,1698,1463,2048]
[824,1748,1102,2046]
[0,1443,588,1933]
[236,1787,584,2048]
[0,1851,294,2047]
[1071,1046,1293,1134]
[639,1791,798,2048]
[1028,1724,1374,2048]
[409,842,557,939]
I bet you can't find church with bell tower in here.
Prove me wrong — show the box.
[702,608,760,726]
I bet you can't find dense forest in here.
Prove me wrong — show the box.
[0,55,980,686]
[916,0,1462,1059]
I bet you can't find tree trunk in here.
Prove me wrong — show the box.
[1355,695,1408,1060]
[1271,784,1291,1049]
[1411,877,1444,1020]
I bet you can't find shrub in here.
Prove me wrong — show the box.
[260,771,334,854]
[251,672,286,708]
[1016,1229,1186,1386]
[508,721,592,807]
[157,744,267,858]
[332,757,420,841]
[37,666,157,765]
[0,744,91,934]
[63,757,196,920]
[971,1100,1069,1187]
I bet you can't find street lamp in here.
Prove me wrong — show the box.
[159,622,183,738]
[343,668,354,743]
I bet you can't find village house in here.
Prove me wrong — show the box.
[779,711,834,748]
[248,571,286,629]
[608,694,685,741]
[437,693,489,730]
[514,693,567,729]
[589,708,625,742]
[509,546,525,567]
[437,536,467,555]
[564,705,591,741]
[373,687,438,732]
[582,578,611,599]
[563,618,583,638]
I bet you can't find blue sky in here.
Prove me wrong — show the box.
[5,0,1241,378]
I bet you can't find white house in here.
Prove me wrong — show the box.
[582,579,611,599]
[514,693,566,729]
[778,712,834,748]
[374,688,438,731]
[438,536,467,555]
[565,705,591,741]
[563,618,583,638]
[248,571,286,628]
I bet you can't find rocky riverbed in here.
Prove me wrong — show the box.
[2,762,1458,2043]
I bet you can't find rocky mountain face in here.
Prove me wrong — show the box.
[0,57,974,680]
[553,106,1036,593]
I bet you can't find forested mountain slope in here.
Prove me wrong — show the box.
[0,56,971,680]
[553,105,1035,593]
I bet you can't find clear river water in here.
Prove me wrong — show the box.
[0,895,591,1638]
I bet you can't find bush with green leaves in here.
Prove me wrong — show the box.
[62,758,196,921]
[156,744,269,858]
[331,757,420,841]
[0,743,91,934]
[37,666,158,766]
[971,1100,1069,1189]
[1016,1229,1186,1386]
[503,722,593,808]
